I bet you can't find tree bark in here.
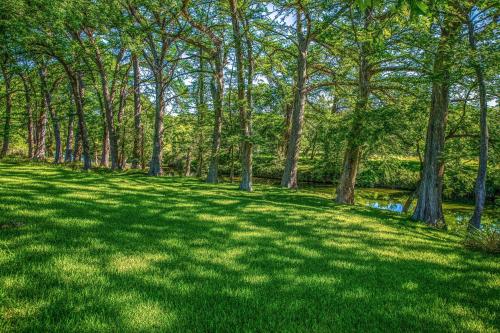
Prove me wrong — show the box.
[64,84,75,163]
[34,80,48,160]
[149,70,165,176]
[229,0,253,191]
[336,10,371,204]
[39,66,63,163]
[412,17,461,226]
[206,50,224,183]
[0,61,12,158]
[74,71,91,170]
[467,17,488,230]
[131,53,143,169]
[196,49,206,178]
[281,9,308,189]
[21,74,35,159]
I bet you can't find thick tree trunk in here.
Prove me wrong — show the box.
[0,62,12,158]
[21,74,35,159]
[131,53,143,169]
[229,0,253,191]
[39,67,62,163]
[336,145,362,204]
[412,18,460,226]
[149,73,165,176]
[206,52,224,183]
[467,18,488,230]
[64,84,75,163]
[281,9,308,189]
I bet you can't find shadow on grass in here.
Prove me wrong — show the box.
[0,162,498,332]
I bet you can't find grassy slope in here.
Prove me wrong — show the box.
[0,162,498,332]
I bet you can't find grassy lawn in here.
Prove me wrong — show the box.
[0,162,498,332]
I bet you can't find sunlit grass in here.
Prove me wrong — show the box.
[0,162,499,332]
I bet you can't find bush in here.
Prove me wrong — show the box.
[463,225,500,254]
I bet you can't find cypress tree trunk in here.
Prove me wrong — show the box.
[281,9,308,189]
[0,61,12,158]
[206,51,224,183]
[467,17,488,230]
[39,67,62,163]
[412,18,461,227]
[21,74,35,159]
[149,71,165,176]
[77,72,91,170]
[131,53,143,169]
[196,49,206,178]
[229,0,253,191]
[34,84,48,161]
[64,84,75,163]
[184,147,192,176]
[336,9,371,204]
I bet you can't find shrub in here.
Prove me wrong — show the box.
[463,225,500,254]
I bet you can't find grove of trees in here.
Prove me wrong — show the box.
[0,0,498,229]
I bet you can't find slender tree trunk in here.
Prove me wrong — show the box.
[206,51,224,183]
[336,10,371,204]
[34,82,48,160]
[131,53,143,169]
[282,102,293,159]
[39,67,62,163]
[281,9,308,189]
[21,74,35,159]
[149,71,165,176]
[75,71,91,170]
[229,0,252,191]
[412,18,461,227]
[196,49,206,177]
[117,79,127,169]
[467,17,489,230]
[64,84,75,162]
[96,61,120,170]
[184,147,192,176]
[0,61,12,158]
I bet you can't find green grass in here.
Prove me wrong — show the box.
[0,162,499,332]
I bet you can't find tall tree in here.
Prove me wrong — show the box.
[229,0,253,191]
[281,5,311,189]
[412,11,462,226]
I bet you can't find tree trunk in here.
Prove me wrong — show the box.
[21,74,35,159]
[206,51,224,183]
[39,67,62,163]
[467,17,488,230]
[0,61,12,158]
[336,10,371,204]
[131,53,143,169]
[34,83,48,161]
[64,84,75,163]
[75,71,91,170]
[149,71,165,176]
[117,78,127,169]
[229,0,253,191]
[412,18,461,227]
[196,49,206,178]
[281,9,308,189]
[184,147,192,176]
[96,56,120,170]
